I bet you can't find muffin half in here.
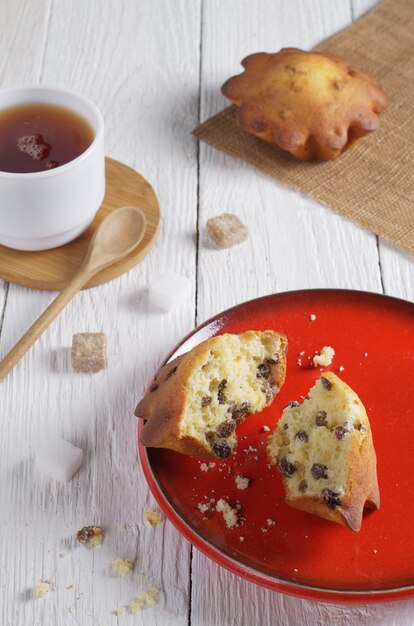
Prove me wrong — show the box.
[137,331,287,459]
[267,372,379,531]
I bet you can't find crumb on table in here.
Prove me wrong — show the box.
[76,525,104,546]
[34,579,53,598]
[130,588,159,613]
[145,508,164,527]
[115,606,126,617]
[111,559,135,576]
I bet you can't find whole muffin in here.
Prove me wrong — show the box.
[222,48,388,160]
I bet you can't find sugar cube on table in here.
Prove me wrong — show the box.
[71,332,107,372]
[206,213,249,249]
[35,438,83,482]
[149,271,191,312]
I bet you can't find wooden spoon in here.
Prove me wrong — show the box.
[0,206,146,382]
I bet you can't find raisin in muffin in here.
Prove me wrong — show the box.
[267,372,379,531]
[136,331,287,459]
[221,48,388,160]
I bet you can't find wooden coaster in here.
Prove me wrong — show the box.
[0,157,160,291]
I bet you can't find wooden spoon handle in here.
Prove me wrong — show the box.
[0,270,91,383]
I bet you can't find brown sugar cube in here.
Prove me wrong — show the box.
[206,213,249,249]
[71,333,107,373]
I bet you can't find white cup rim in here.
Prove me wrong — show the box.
[0,85,104,179]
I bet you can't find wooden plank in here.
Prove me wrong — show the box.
[0,0,201,624]
[191,0,401,624]
[196,0,382,328]
[379,242,414,302]
[0,0,51,87]
[0,283,8,336]
[352,0,414,304]
[191,556,414,626]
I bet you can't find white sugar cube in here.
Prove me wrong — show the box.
[149,272,192,312]
[35,438,83,482]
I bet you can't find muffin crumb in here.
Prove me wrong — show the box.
[313,346,335,367]
[216,499,239,528]
[115,606,126,617]
[200,462,216,472]
[130,588,159,613]
[34,579,53,599]
[235,475,249,490]
[145,508,164,527]
[111,559,135,576]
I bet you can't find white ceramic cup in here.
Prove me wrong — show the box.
[0,85,105,251]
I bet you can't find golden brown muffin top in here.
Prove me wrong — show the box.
[222,48,388,160]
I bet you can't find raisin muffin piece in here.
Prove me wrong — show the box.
[136,331,287,459]
[222,48,388,160]
[267,372,379,531]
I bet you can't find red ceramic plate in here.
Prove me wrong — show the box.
[138,290,414,603]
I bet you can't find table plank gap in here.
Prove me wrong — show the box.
[195,0,205,330]
[38,0,53,84]
[0,282,10,341]
[351,0,414,303]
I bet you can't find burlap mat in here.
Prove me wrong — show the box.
[193,0,414,254]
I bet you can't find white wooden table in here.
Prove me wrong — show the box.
[1,1,413,624]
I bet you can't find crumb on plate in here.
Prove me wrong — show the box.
[216,499,239,528]
[313,346,335,367]
[235,475,249,490]
[76,525,104,546]
[200,462,216,472]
